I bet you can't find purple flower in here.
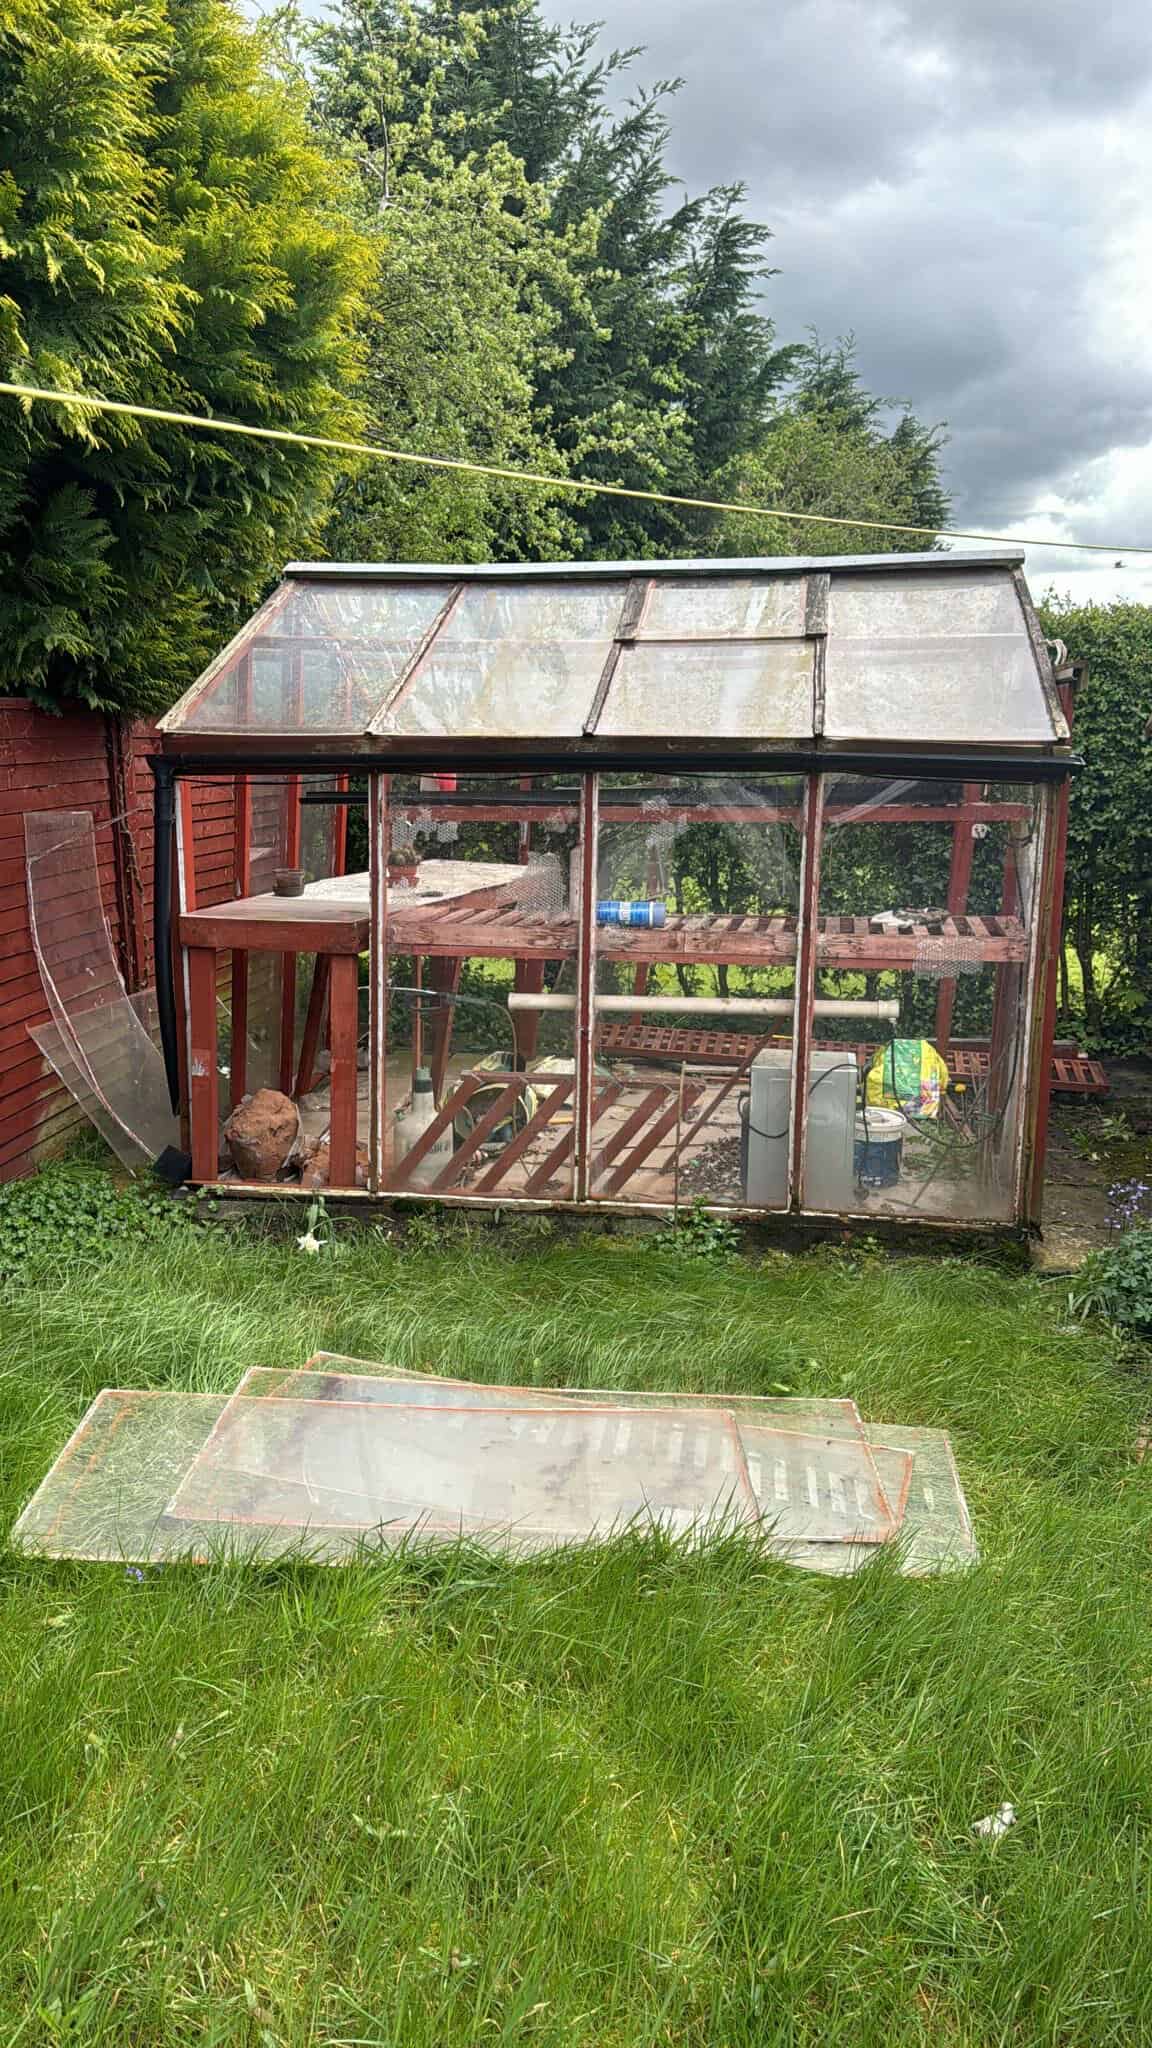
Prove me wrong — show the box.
[124,1566,146,1584]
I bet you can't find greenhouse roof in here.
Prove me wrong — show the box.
[159,549,1069,757]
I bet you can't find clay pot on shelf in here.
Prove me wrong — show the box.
[274,867,305,897]
[387,844,420,889]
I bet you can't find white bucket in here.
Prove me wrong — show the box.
[854,1106,905,1188]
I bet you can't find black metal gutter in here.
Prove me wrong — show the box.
[150,759,181,1111]
[150,748,1080,782]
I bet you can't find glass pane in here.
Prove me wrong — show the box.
[637,576,808,639]
[590,774,806,1210]
[802,775,1046,1222]
[597,640,814,739]
[179,772,367,1188]
[24,810,179,1169]
[169,580,454,735]
[379,773,581,1198]
[382,580,627,738]
[13,1382,973,1575]
[825,570,1056,742]
[166,1398,760,1546]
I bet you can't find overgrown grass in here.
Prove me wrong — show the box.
[2,1190,1152,2043]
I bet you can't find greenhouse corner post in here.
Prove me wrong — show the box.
[788,771,826,1211]
[575,772,599,1202]
[368,773,389,1194]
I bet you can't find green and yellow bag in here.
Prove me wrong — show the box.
[865,1039,950,1119]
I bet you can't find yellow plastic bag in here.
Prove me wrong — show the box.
[865,1039,950,1119]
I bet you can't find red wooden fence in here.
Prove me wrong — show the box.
[0,701,236,1181]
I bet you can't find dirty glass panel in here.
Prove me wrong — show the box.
[11,1391,231,1563]
[380,580,627,738]
[231,1372,899,1546]
[590,774,806,1209]
[25,810,179,1168]
[787,1429,978,1577]
[179,772,364,1188]
[379,773,580,1199]
[597,639,814,739]
[30,992,170,1176]
[245,1364,872,1447]
[166,1399,759,1546]
[637,576,808,640]
[12,1386,971,1573]
[825,570,1058,742]
[167,579,454,735]
[803,775,1045,1222]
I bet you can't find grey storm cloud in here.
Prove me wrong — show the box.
[540,0,1152,582]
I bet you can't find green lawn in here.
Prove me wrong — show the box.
[2,1192,1152,2044]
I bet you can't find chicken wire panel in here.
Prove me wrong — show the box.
[377,581,629,739]
[597,639,814,739]
[824,570,1059,743]
[164,1399,759,1547]
[165,580,455,735]
[24,810,179,1166]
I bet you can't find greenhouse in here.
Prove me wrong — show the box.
[150,549,1074,1233]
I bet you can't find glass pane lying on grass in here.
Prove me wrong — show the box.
[284,1363,974,1574]
[247,1362,872,1444]
[164,1399,760,1547]
[235,1370,896,1544]
[11,1392,230,1564]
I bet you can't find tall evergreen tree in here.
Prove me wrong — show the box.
[0,0,370,714]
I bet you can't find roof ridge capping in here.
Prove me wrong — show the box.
[282,548,1027,580]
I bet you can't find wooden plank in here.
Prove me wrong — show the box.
[522,1080,624,1197]
[426,1076,529,1192]
[327,953,359,1188]
[179,910,368,954]
[470,1080,574,1193]
[591,1085,672,1182]
[387,1073,485,1191]
[187,947,219,1182]
[598,1087,702,1198]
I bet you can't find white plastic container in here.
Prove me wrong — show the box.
[394,1067,453,1186]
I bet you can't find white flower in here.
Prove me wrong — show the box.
[972,1802,1016,1840]
[297,1229,323,1255]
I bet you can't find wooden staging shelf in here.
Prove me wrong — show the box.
[596,1022,1109,1097]
[385,903,1030,969]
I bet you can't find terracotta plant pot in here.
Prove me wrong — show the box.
[274,867,305,897]
[387,847,420,890]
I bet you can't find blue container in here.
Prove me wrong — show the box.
[596,899,667,928]
[854,1108,904,1189]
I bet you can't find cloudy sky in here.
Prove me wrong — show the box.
[539,0,1152,604]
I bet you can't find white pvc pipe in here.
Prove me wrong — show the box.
[507,993,900,1021]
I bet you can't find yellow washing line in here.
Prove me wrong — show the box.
[2,378,1149,557]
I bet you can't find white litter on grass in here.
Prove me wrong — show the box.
[972,1802,1016,1840]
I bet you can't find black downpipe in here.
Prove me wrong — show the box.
[151,761,181,1111]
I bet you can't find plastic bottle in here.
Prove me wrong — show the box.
[393,1067,454,1185]
[596,900,667,928]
